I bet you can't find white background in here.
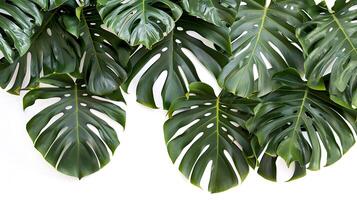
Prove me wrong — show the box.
[1,0,355,199]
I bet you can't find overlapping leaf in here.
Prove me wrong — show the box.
[34,0,71,10]
[79,6,130,96]
[98,0,183,49]
[24,74,125,178]
[165,82,257,193]
[218,0,305,97]
[0,0,43,62]
[0,0,70,63]
[181,0,241,27]
[297,0,357,109]
[123,15,229,109]
[246,69,357,181]
[0,8,81,94]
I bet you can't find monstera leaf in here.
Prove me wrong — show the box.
[98,0,183,49]
[122,15,229,109]
[34,0,71,10]
[164,82,257,193]
[79,6,130,96]
[0,0,43,62]
[218,0,305,97]
[181,0,241,27]
[297,0,357,109]
[24,74,125,178]
[0,8,81,94]
[246,69,357,181]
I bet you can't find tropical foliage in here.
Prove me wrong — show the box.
[0,0,356,193]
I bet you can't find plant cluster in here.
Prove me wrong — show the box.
[0,0,356,193]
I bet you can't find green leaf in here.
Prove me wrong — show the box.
[181,0,241,27]
[297,1,357,109]
[272,68,308,88]
[23,74,125,178]
[33,0,70,10]
[79,6,130,96]
[0,8,81,95]
[122,15,229,109]
[218,0,305,98]
[164,82,257,193]
[98,0,183,49]
[246,73,357,181]
[63,14,81,38]
[0,0,43,62]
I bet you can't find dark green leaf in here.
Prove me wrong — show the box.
[0,9,81,95]
[181,0,241,27]
[165,82,257,193]
[123,15,229,109]
[297,1,357,109]
[23,74,125,178]
[0,0,43,62]
[33,0,70,10]
[218,0,305,97]
[79,6,130,96]
[246,73,357,181]
[98,0,183,49]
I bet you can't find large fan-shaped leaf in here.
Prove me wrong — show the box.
[164,82,257,193]
[23,74,125,178]
[0,0,43,62]
[246,69,357,181]
[218,0,305,97]
[79,6,130,96]
[297,0,357,109]
[123,15,230,109]
[98,0,182,49]
[181,0,241,27]
[0,8,81,94]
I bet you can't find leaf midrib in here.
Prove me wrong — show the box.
[292,89,309,135]
[232,5,269,90]
[330,8,357,54]
[82,13,103,73]
[246,6,268,67]
[281,88,309,164]
[74,85,81,172]
[213,95,221,181]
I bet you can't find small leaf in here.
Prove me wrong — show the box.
[272,69,307,88]
[63,15,81,38]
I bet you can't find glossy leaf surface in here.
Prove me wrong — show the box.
[99,0,183,49]
[247,70,357,181]
[218,0,305,97]
[79,6,130,96]
[0,9,80,94]
[123,15,229,109]
[297,0,357,109]
[0,0,43,62]
[165,82,257,192]
[181,0,241,27]
[24,74,125,178]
